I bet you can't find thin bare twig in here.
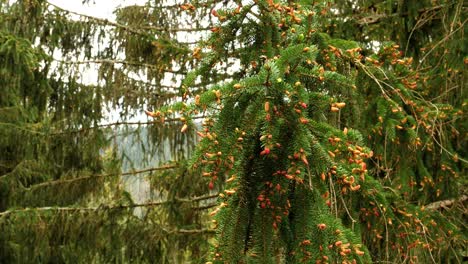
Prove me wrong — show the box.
[416,18,467,70]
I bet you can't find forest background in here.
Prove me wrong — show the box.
[0,0,466,263]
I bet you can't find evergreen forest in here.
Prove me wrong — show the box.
[0,0,466,263]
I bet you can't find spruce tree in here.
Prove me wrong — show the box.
[0,0,214,262]
[330,0,466,205]
[149,0,466,262]
[0,0,466,263]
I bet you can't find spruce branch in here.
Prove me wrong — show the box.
[25,164,179,190]
[45,1,211,35]
[424,195,468,211]
[121,76,215,90]
[54,58,187,75]
[354,5,448,25]
[173,228,216,234]
[176,193,219,203]
[0,194,219,217]
[193,204,218,210]
[50,116,207,135]
[148,0,217,10]
[0,121,46,135]
[54,58,237,87]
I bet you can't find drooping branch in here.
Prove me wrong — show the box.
[148,0,216,10]
[176,193,219,203]
[50,115,207,135]
[0,193,219,217]
[353,5,447,25]
[424,195,468,211]
[54,59,187,75]
[45,1,211,35]
[25,164,179,190]
[170,228,216,234]
[123,76,217,90]
[24,163,220,205]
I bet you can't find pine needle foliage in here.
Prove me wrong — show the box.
[1,0,214,262]
[151,0,466,263]
[0,0,466,263]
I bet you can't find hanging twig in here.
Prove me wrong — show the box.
[416,18,467,70]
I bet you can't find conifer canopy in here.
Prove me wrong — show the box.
[0,0,466,263]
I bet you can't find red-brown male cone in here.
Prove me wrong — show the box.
[260,148,271,156]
